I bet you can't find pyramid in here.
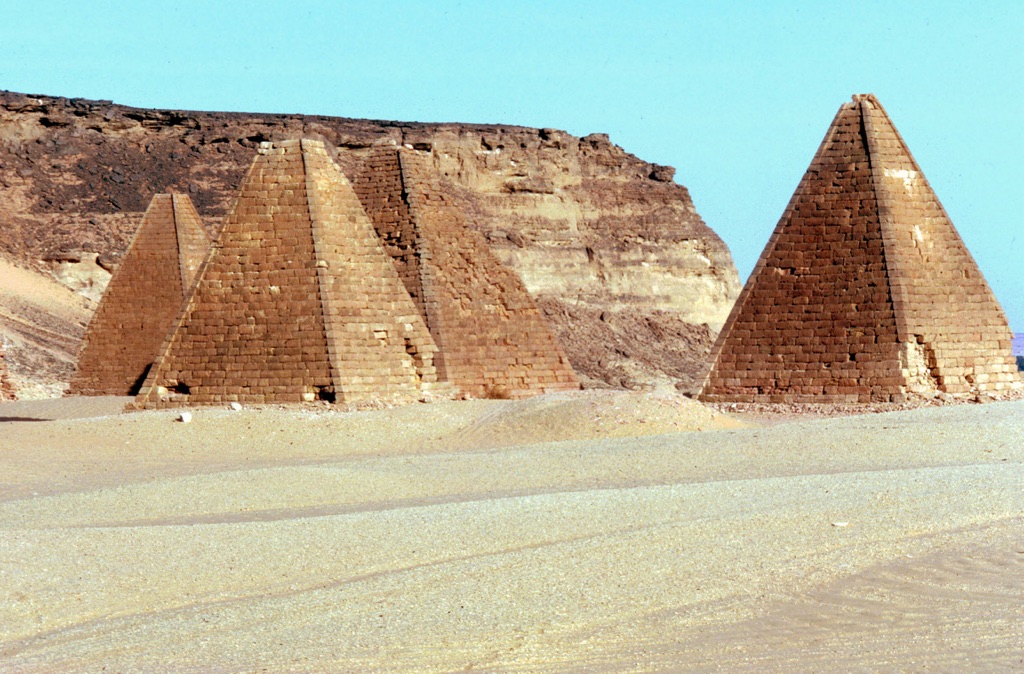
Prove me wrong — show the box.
[68,193,210,395]
[0,339,15,400]
[700,94,1021,403]
[353,147,579,398]
[136,139,440,407]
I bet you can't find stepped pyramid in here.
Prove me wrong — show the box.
[69,193,210,395]
[137,139,440,407]
[700,94,1021,403]
[0,339,15,400]
[353,147,579,398]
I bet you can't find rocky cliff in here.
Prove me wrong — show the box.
[0,90,739,393]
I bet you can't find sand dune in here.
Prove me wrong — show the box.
[0,392,1021,671]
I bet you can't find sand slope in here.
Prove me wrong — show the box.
[0,393,1021,671]
[0,256,90,397]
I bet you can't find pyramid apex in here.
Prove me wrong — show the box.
[137,141,442,406]
[851,93,880,107]
[353,147,580,398]
[69,191,210,396]
[699,93,1022,402]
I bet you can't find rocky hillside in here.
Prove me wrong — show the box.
[0,90,739,393]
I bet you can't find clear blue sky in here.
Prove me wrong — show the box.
[3,1,1022,329]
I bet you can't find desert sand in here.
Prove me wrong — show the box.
[0,257,90,399]
[0,390,1022,672]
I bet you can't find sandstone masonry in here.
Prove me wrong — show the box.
[700,94,1022,403]
[69,194,210,395]
[0,90,740,392]
[136,140,440,407]
[353,148,579,398]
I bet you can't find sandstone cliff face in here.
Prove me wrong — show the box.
[0,341,15,400]
[0,90,739,392]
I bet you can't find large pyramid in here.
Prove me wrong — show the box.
[69,193,210,395]
[136,139,440,407]
[700,94,1021,403]
[353,147,579,398]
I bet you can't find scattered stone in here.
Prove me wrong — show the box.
[95,253,121,273]
[177,411,192,423]
[229,402,243,411]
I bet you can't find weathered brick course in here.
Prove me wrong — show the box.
[69,194,210,395]
[136,140,440,407]
[353,148,579,398]
[700,94,1022,403]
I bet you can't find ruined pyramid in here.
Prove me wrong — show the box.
[136,139,440,407]
[700,94,1021,403]
[69,193,211,395]
[353,147,579,398]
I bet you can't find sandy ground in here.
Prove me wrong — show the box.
[0,390,1021,672]
[0,257,90,398]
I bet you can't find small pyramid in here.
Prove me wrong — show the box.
[136,139,440,407]
[68,194,210,395]
[353,147,579,398]
[700,94,1021,403]
[0,338,15,400]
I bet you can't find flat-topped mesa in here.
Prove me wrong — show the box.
[68,193,210,395]
[136,139,441,407]
[700,94,1022,403]
[0,90,741,392]
[0,339,15,400]
[353,147,579,398]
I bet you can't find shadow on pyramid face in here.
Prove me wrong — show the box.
[135,139,445,407]
[68,193,210,397]
[699,94,1022,404]
[352,146,579,399]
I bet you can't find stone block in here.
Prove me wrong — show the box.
[699,94,1021,403]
